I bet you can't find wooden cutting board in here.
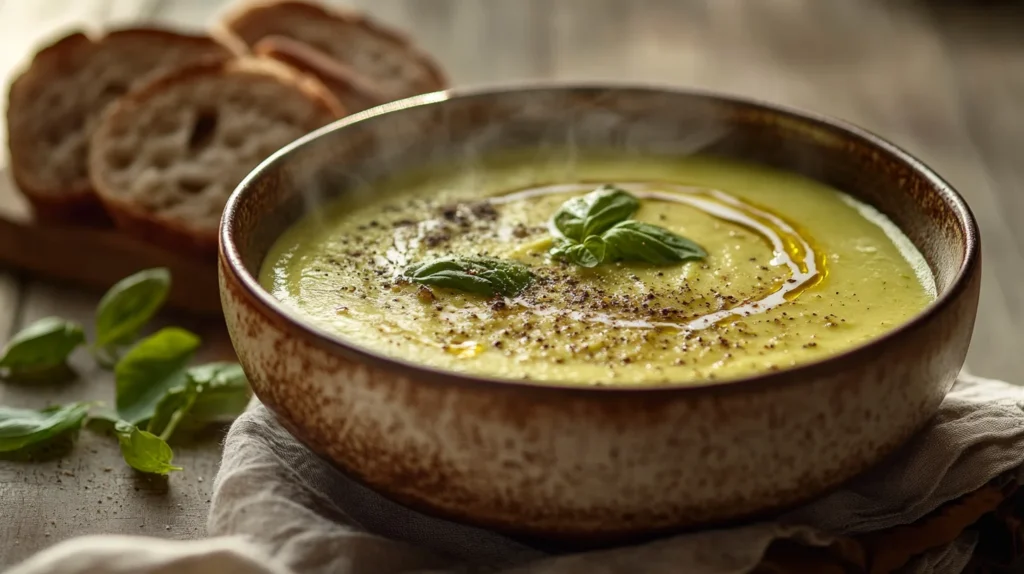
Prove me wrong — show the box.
[0,169,222,315]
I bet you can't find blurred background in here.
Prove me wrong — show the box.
[1,0,1022,380]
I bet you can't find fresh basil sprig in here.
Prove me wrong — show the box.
[146,385,195,441]
[115,327,201,426]
[112,349,249,473]
[117,358,249,473]
[0,267,251,473]
[114,420,181,475]
[0,402,90,452]
[403,256,534,297]
[181,363,250,425]
[551,185,639,241]
[94,267,171,365]
[549,186,707,268]
[0,317,85,379]
[148,362,250,440]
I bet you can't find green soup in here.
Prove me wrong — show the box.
[261,152,935,386]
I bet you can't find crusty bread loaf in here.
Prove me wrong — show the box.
[221,0,447,102]
[253,35,390,114]
[88,58,343,256]
[6,28,233,224]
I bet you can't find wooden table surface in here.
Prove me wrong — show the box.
[3,0,1024,567]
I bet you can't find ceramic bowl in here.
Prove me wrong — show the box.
[219,85,981,541]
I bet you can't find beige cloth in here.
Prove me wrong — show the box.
[9,372,1024,574]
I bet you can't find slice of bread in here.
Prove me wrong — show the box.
[6,28,234,224]
[88,58,343,256]
[221,0,447,103]
[253,35,390,114]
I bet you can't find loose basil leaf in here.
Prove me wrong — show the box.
[95,268,171,349]
[602,220,707,265]
[186,362,246,389]
[114,420,181,475]
[551,185,639,241]
[0,317,85,377]
[403,256,534,297]
[146,384,196,440]
[550,235,607,268]
[115,327,201,425]
[0,402,90,452]
[147,362,249,439]
[185,363,250,424]
[85,407,122,434]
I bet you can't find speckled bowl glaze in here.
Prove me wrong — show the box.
[219,85,981,541]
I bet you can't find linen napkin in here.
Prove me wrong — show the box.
[10,371,1024,574]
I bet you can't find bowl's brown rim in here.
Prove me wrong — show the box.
[219,81,981,399]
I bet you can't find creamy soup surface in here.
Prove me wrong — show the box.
[261,152,935,386]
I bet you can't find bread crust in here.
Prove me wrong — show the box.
[88,58,343,257]
[253,35,391,113]
[6,27,234,224]
[7,32,96,223]
[220,0,448,99]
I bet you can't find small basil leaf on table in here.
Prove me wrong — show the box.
[146,383,196,440]
[0,317,85,378]
[184,363,250,424]
[114,420,181,475]
[94,267,171,350]
[85,407,122,434]
[601,220,707,265]
[403,256,534,297]
[551,235,608,268]
[551,185,639,241]
[115,327,201,426]
[0,402,90,452]
[147,362,250,440]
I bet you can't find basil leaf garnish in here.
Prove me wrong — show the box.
[0,317,85,377]
[602,220,707,265]
[403,256,534,297]
[551,236,607,268]
[95,267,171,352]
[551,185,638,241]
[114,420,181,475]
[0,402,90,452]
[115,327,201,425]
[548,186,707,268]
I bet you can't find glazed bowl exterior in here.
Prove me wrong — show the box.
[219,85,981,540]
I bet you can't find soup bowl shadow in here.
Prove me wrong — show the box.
[219,84,981,542]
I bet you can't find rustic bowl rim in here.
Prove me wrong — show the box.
[219,81,980,397]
